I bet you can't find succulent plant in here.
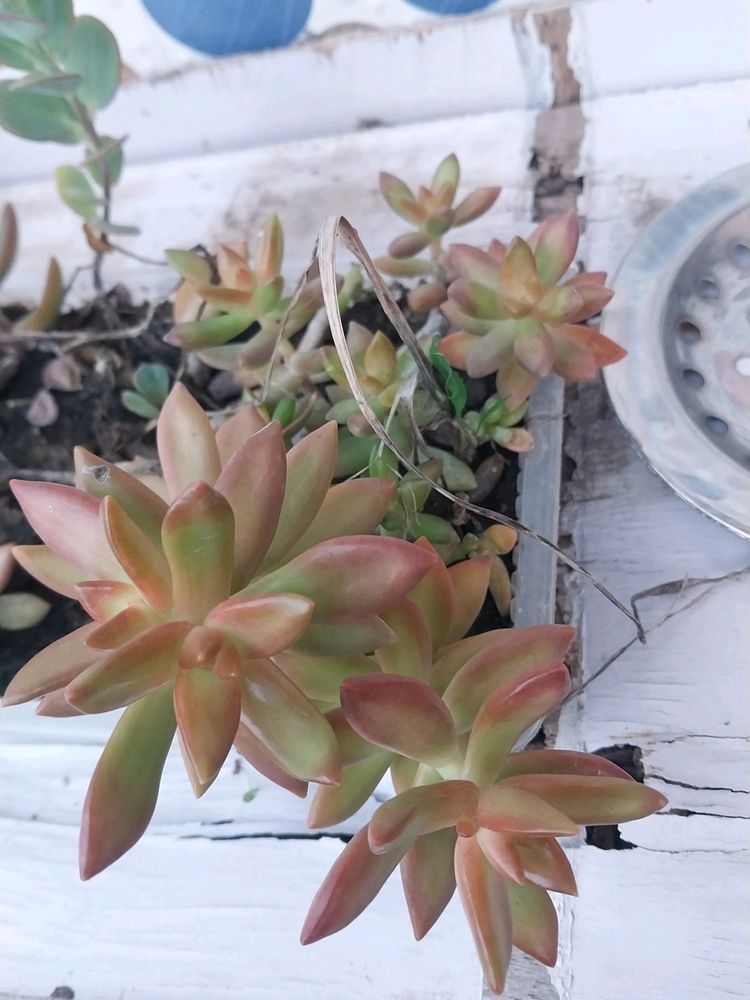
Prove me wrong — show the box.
[375,153,501,311]
[462,395,533,453]
[438,211,625,407]
[3,384,438,878]
[301,598,667,992]
[165,216,329,372]
[121,361,171,420]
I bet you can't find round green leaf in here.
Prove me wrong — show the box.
[33,0,74,54]
[0,83,81,143]
[121,390,160,421]
[85,134,124,187]
[65,15,120,110]
[55,164,100,220]
[133,363,170,408]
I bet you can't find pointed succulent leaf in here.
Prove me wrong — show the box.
[174,667,240,789]
[452,186,502,227]
[156,384,222,498]
[445,555,492,644]
[12,544,86,599]
[388,231,431,259]
[431,153,460,204]
[465,325,517,379]
[301,824,405,944]
[66,620,189,714]
[35,689,82,717]
[193,283,254,310]
[463,663,571,787]
[369,781,478,855]
[260,422,338,569]
[373,599,432,678]
[214,404,268,463]
[252,536,437,624]
[102,496,172,613]
[214,421,287,582]
[86,605,158,650]
[79,685,175,879]
[374,255,431,278]
[477,785,579,837]
[9,479,122,581]
[307,752,390,829]
[379,172,425,225]
[447,243,502,287]
[74,447,167,546]
[342,674,458,767]
[555,323,626,371]
[430,629,507,694]
[442,625,575,731]
[0,591,50,629]
[273,651,375,705]
[1,623,99,706]
[476,828,526,883]
[291,616,396,657]
[528,209,579,286]
[499,237,540,306]
[15,256,63,331]
[165,248,211,284]
[240,657,340,784]
[75,580,139,622]
[166,311,254,350]
[400,827,457,940]
[207,592,314,658]
[255,214,284,284]
[454,834,513,995]
[363,331,398,385]
[513,325,555,376]
[508,881,559,966]
[234,721,308,798]
[535,284,584,324]
[517,837,578,895]
[499,748,634,781]
[161,482,234,622]
[500,774,668,825]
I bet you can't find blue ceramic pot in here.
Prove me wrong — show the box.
[404,0,497,13]
[142,0,312,56]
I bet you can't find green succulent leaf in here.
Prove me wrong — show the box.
[165,248,212,285]
[0,82,81,143]
[85,134,124,187]
[0,12,46,43]
[55,164,100,220]
[121,390,160,421]
[133,363,170,408]
[429,336,467,418]
[64,15,120,110]
[8,71,81,95]
[33,0,74,53]
[0,35,40,70]
[425,446,477,492]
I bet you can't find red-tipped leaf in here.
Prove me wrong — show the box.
[174,667,241,789]
[400,827,457,940]
[207,592,314,658]
[369,781,478,855]
[156,383,221,498]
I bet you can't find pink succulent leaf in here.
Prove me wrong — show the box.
[476,828,526,884]
[273,651,375,705]
[563,280,614,323]
[161,482,234,622]
[400,827,457,940]
[508,881,559,967]
[499,773,668,825]
[214,421,287,584]
[260,422,338,570]
[465,324,517,379]
[74,446,167,546]
[512,325,555,377]
[499,238,541,308]
[342,674,459,767]
[290,616,396,657]
[550,330,598,382]
[281,478,396,563]
[430,629,509,695]
[307,752,391,829]
[9,480,123,581]
[368,781,479,856]
[174,666,241,789]
[437,329,481,370]
[1,623,100,707]
[214,404,268,464]
[234,721,308,798]
[554,324,627,372]
[373,598,432,678]
[408,539,455,653]
[445,555,492,644]
[476,785,579,838]
[454,834,513,996]
[157,384,222,499]
[535,285,584,324]
[516,837,578,896]
[494,354,540,410]
[447,244,503,288]
[207,592,314,658]
[35,688,82,717]
[450,278,512,322]
[527,209,579,286]
[79,684,175,880]
[379,172,426,225]
[249,536,437,624]
[85,605,158,650]
[240,657,341,785]
[75,580,141,622]
[300,824,405,944]
[374,255,432,278]
[255,214,284,284]
[12,544,87,599]
[407,282,447,312]
[452,186,502,227]
[388,231,432,259]
[441,298,498,336]
[102,496,172,614]
[66,620,189,714]
[463,663,571,787]
[442,625,575,731]
[500,748,635,782]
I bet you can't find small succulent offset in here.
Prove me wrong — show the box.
[376,153,501,311]
[3,384,437,879]
[121,362,171,421]
[0,1,133,248]
[165,216,328,373]
[439,211,625,407]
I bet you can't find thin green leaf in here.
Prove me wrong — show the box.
[8,71,82,95]
[0,36,40,71]
[430,336,467,417]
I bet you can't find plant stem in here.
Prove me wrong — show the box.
[70,98,112,292]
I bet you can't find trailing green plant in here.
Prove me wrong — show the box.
[0,1,132,286]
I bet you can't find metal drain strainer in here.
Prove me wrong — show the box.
[603,164,750,538]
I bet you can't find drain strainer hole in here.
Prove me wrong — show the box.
[736,356,750,376]
[729,242,750,269]
[683,368,705,389]
[705,415,730,435]
[678,319,701,343]
[697,278,720,300]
